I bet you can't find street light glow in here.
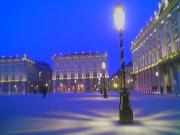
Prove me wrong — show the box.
[155,71,159,77]
[114,5,125,31]
[113,83,118,89]
[102,62,106,70]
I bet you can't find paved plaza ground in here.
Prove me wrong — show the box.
[0,92,180,135]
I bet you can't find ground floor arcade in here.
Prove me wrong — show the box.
[135,57,180,94]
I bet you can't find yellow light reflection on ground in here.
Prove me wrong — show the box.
[3,110,180,135]
[1,93,180,135]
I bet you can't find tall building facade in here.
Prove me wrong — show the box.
[52,52,109,92]
[0,55,52,94]
[131,0,180,93]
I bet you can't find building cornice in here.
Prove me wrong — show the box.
[0,79,27,83]
[131,0,179,51]
[133,50,180,74]
[0,55,35,64]
[52,53,108,61]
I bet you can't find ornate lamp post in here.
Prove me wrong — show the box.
[38,71,42,92]
[155,71,159,92]
[74,80,77,93]
[99,73,103,94]
[114,2,133,123]
[102,62,108,98]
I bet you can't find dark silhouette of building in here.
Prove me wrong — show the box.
[0,54,52,94]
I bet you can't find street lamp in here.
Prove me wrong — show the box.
[155,71,159,92]
[74,80,77,93]
[114,2,133,123]
[99,73,103,94]
[155,71,159,77]
[38,71,42,92]
[102,62,108,98]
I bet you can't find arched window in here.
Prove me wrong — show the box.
[56,74,60,80]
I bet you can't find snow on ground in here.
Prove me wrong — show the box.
[0,92,180,135]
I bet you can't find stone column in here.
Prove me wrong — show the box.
[53,80,56,93]
[173,63,180,94]
[136,73,139,91]
[145,70,148,91]
[141,71,144,91]
[22,82,26,94]
[156,66,160,92]
[139,73,142,91]
[169,66,175,92]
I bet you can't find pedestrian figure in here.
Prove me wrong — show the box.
[154,86,157,94]
[151,86,153,94]
[176,92,178,97]
[100,86,103,94]
[160,86,164,94]
[42,86,47,98]
[152,86,155,94]
[74,87,77,93]
[154,86,157,92]
[166,85,171,93]
[33,89,37,94]
[169,86,172,93]
[166,85,169,93]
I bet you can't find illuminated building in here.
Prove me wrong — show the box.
[0,54,52,94]
[110,62,134,90]
[52,52,109,92]
[131,0,180,93]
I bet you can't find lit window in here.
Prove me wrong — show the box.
[56,74,60,80]
[93,72,97,78]
[19,76,22,81]
[60,75,63,80]
[90,73,93,79]
[78,73,81,79]
[86,73,90,78]
[12,76,15,81]
[82,74,86,79]
[105,74,109,78]
[67,74,71,79]
[71,74,74,79]
[75,74,78,79]
[5,76,8,81]
[63,74,67,79]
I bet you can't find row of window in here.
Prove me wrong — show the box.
[133,37,180,72]
[54,73,108,80]
[0,64,25,72]
[132,9,180,72]
[0,76,23,82]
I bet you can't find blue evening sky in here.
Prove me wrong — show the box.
[0,0,161,75]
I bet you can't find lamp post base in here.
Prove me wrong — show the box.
[119,91,133,123]
[119,108,133,123]
[100,88,103,94]
[103,92,108,98]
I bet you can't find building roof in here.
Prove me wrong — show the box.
[131,0,179,50]
[35,61,52,71]
[159,0,174,16]
[0,54,35,64]
[52,52,108,60]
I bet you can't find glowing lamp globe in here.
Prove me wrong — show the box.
[102,62,106,70]
[114,4,125,31]
[155,72,159,77]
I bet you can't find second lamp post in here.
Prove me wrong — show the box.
[102,62,108,98]
[114,2,133,123]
